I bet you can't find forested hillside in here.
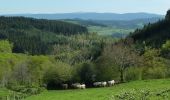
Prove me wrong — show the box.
[0,17,87,54]
[130,10,170,48]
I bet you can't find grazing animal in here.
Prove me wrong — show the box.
[101,82,107,87]
[93,82,102,87]
[93,82,107,87]
[107,80,115,86]
[80,84,86,89]
[72,83,86,89]
[62,84,68,89]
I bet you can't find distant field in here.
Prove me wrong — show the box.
[88,26,134,36]
[63,19,135,36]
[26,79,170,100]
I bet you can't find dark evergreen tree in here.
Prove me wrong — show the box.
[166,9,170,20]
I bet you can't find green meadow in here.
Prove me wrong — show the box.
[25,79,170,100]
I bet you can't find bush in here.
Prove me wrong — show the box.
[95,56,120,81]
[43,61,72,89]
[112,88,170,100]
[0,40,13,53]
[8,85,44,95]
[142,48,167,79]
[72,62,96,86]
[142,66,166,79]
[125,67,142,82]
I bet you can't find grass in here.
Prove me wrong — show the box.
[88,26,134,36]
[0,88,11,97]
[26,79,170,100]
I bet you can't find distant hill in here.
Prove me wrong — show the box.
[3,12,164,21]
[64,17,161,28]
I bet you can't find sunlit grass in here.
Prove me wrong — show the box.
[26,79,170,100]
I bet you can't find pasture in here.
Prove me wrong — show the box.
[88,26,133,36]
[25,79,170,100]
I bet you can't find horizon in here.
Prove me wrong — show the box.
[0,0,169,15]
[1,12,165,16]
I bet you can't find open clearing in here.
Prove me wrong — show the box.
[25,79,170,100]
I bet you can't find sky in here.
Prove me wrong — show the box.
[0,0,169,15]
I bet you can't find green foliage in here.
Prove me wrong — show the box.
[0,17,87,55]
[97,41,141,82]
[95,55,120,81]
[161,40,170,58]
[162,40,170,50]
[113,88,170,100]
[54,33,116,65]
[142,48,167,79]
[43,62,72,87]
[0,53,53,88]
[0,40,12,53]
[0,11,170,100]
[114,89,151,100]
[130,10,170,48]
[166,9,170,20]
[125,67,142,81]
[74,62,96,85]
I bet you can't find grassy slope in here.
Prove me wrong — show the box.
[26,79,170,100]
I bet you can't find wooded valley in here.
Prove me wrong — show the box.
[0,9,170,100]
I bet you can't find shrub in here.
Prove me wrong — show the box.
[125,67,142,82]
[0,40,13,53]
[43,61,72,89]
[95,56,120,81]
[72,62,96,86]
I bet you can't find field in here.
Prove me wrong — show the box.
[25,79,170,100]
[88,26,134,36]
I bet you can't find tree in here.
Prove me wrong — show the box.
[79,62,96,86]
[102,39,141,82]
[95,55,119,81]
[161,40,170,58]
[43,62,72,89]
[12,61,31,85]
[142,48,167,79]
[166,9,170,20]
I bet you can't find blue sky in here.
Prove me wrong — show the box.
[0,0,169,15]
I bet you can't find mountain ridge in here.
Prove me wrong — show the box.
[2,12,164,21]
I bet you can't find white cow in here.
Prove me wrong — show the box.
[93,82,107,87]
[107,80,115,86]
[80,84,86,89]
[72,83,86,89]
[93,82,102,87]
[101,82,107,87]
